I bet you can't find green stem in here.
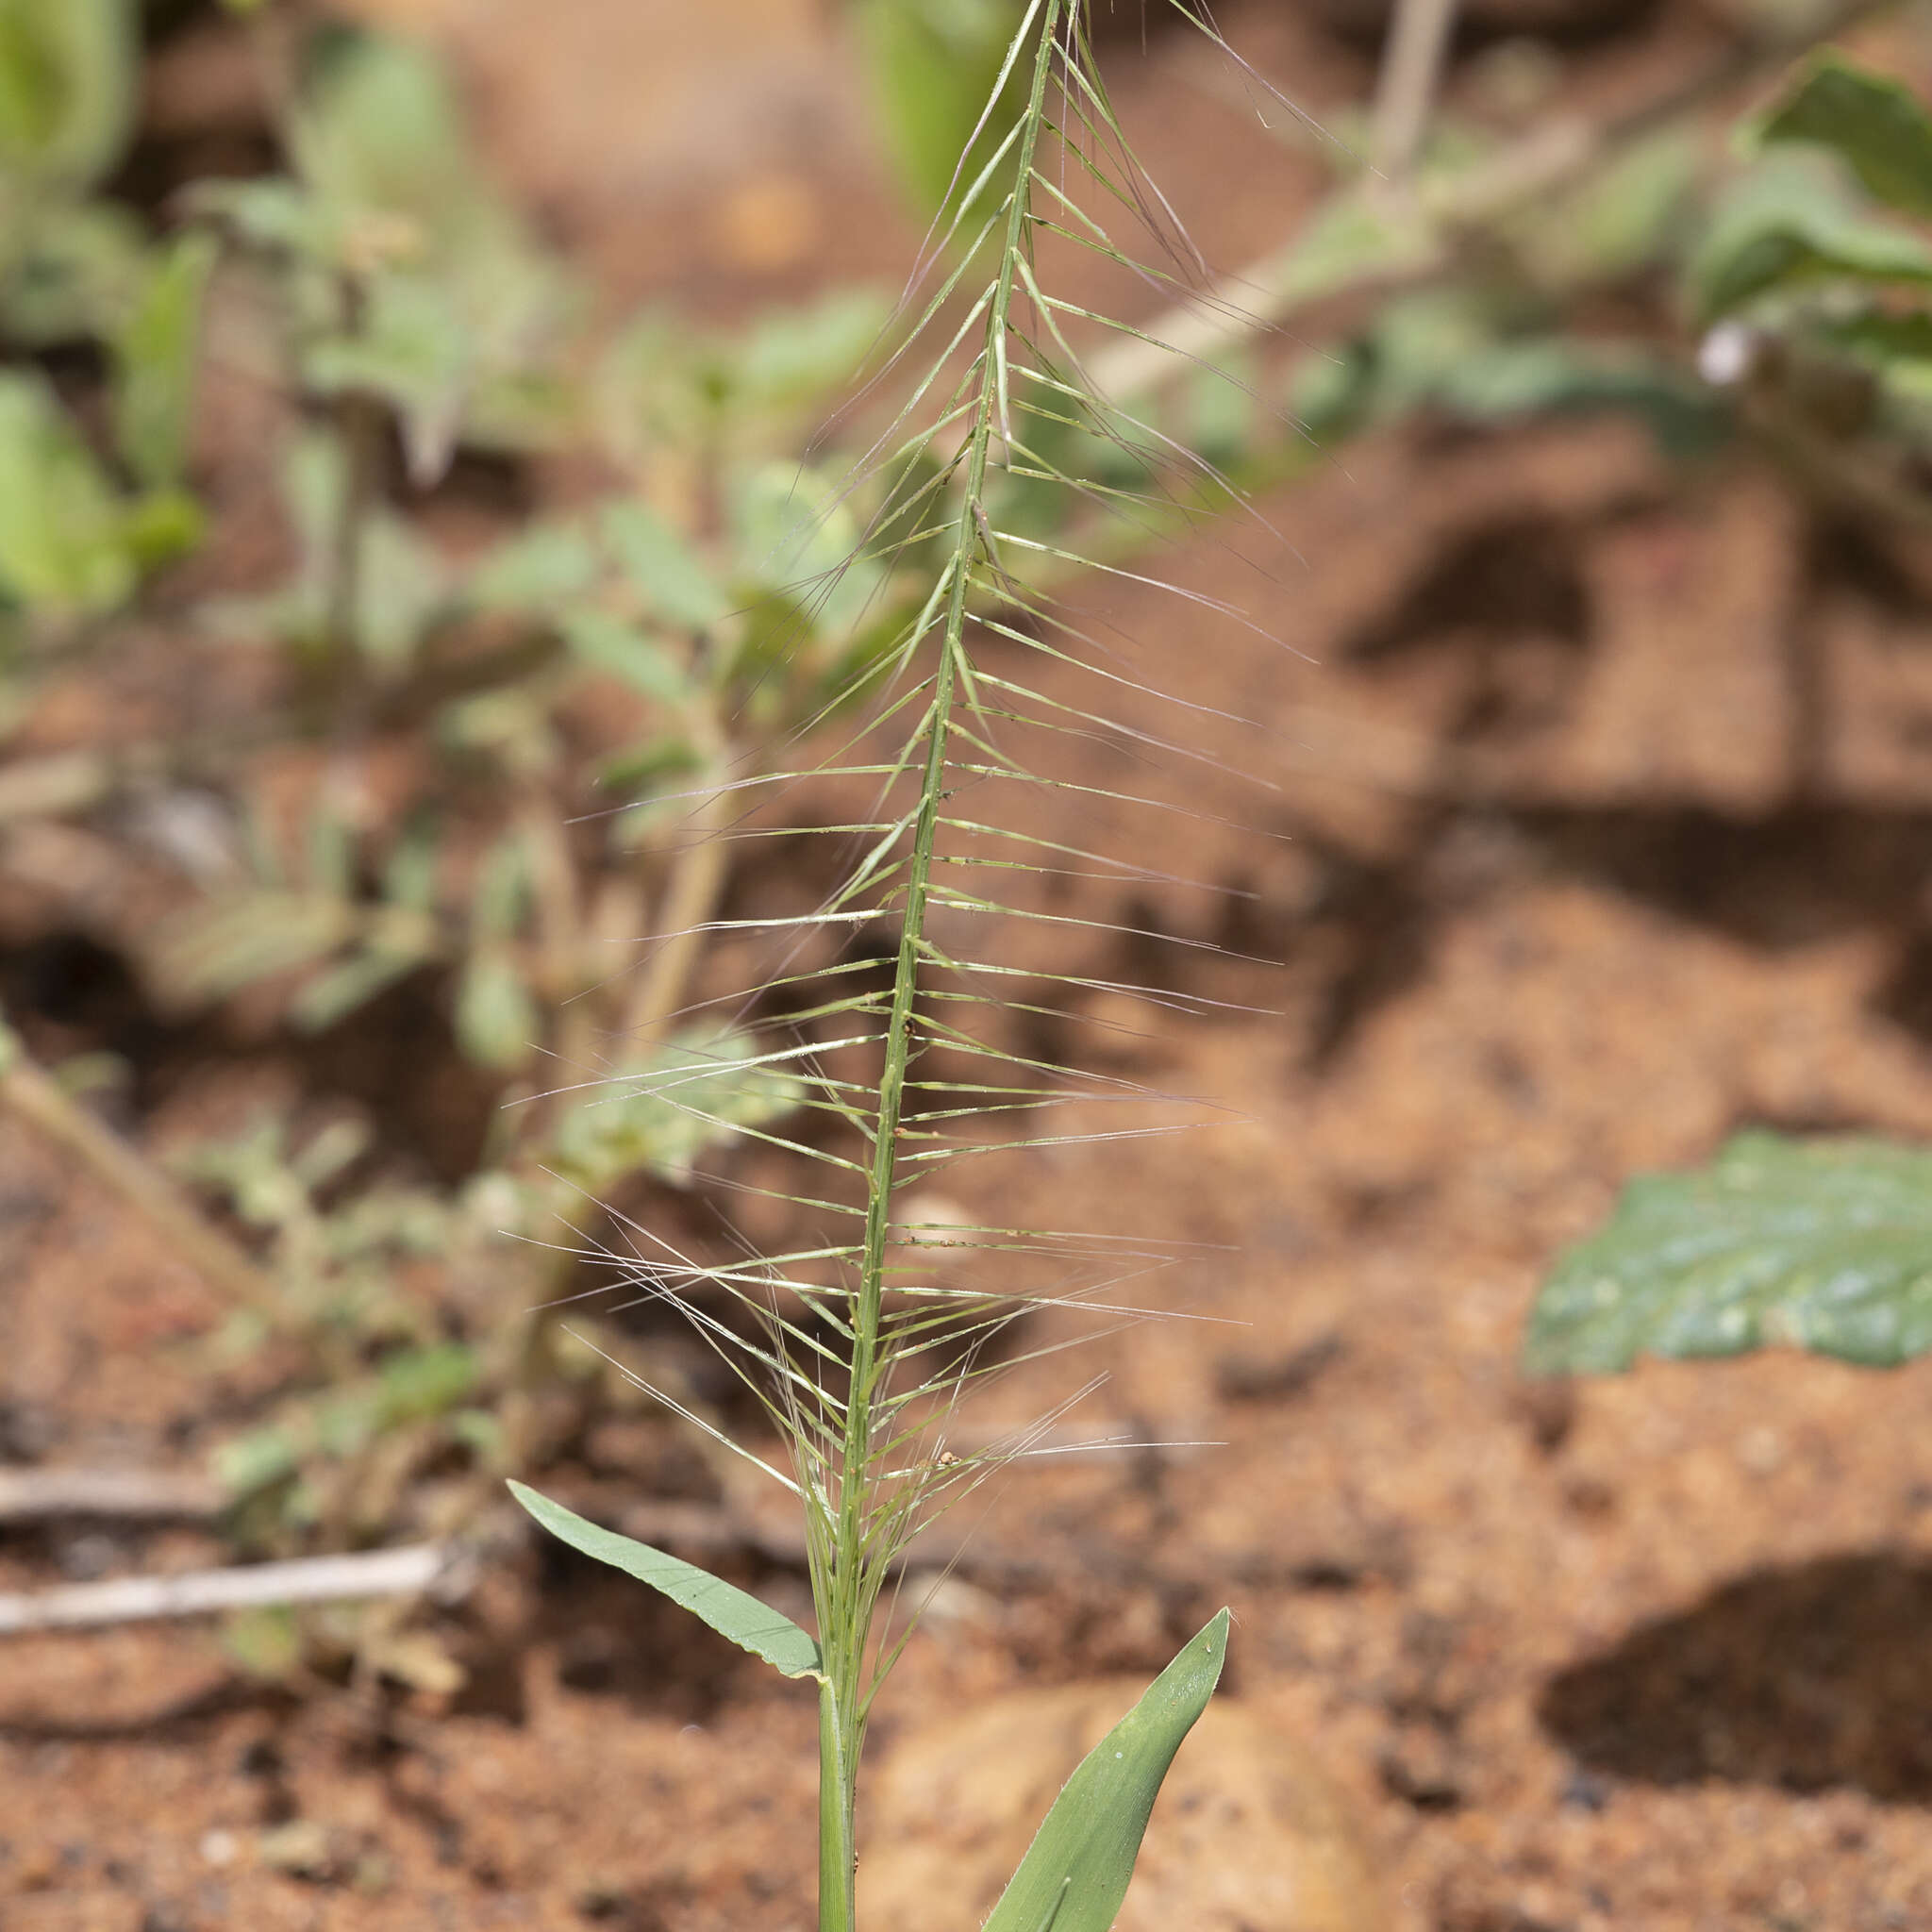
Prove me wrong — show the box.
[818,1682,858,1932]
[817,6,1065,1927]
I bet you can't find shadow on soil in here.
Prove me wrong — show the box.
[1540,1551,1932,1803]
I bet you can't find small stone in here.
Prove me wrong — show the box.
[198,1830,239,1868]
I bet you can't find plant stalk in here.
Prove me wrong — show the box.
[816,6,1064,1926]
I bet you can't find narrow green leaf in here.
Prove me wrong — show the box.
[1756,53,1932,221]
[1524,1131,1932,1374]
[508,1480,824,1680]
[982,1608,1230,1932]
[111,230,217,488]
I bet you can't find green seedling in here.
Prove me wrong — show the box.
[510,5,1253,1925]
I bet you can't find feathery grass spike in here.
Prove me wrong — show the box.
[511,4,1261,1927]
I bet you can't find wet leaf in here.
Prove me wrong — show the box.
[1524,1131,1932,1374]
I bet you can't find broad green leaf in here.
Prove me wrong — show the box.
[1755,53,1932,221]
[508,1480,824,1680]
[983,1608,1230,1932]
[1690,153,1932,322]
[1524,1131,1932,1374]
[601,500,730,632]
[111,230,218,488]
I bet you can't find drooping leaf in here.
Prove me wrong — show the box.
[1524,1131,1932,1375]
[508,1480,824,1680]
[1755,52,1932,222]
[982,1609,1230,1932]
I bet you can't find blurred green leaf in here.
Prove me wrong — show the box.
[982,1609,1230,1932]
[550,1026,806,1189]
[850,0,1031,223]
[0,0,135,194]
[150,891,360,1010]
[111,230,217,488]
[1512,129,1699,290]
[1437,338,1729,458]
[0,369,136,614]
[1524,1131,1932,1374]
[305,273,470,486]
[454,945,536,1071]
[1755,52,1932,221]
[1690,152,1932,322]
[288,943,426,1034]
[562,607,692,706]
[601,499,731,632]
[464,519,599,614]
[224,1605,304,1681]
[730,459,884,659]
[0,199,144,341]
[733,287,890,413]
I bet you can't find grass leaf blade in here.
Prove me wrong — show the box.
[981,1607,1230,1932]
[508,1480,824,1680]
